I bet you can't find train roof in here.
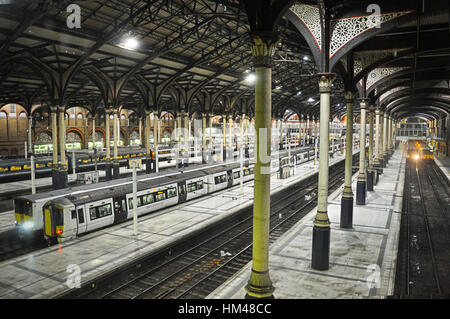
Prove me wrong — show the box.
[14,160,249,204]
[67,169,208,206]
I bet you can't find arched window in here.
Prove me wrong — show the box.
[0,111,7,119]
[77,113,83,120]
[19,112,27,119]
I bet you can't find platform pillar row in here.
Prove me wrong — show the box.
[367,105,375,191]
[311,73,335,271]
[340,91,354,229]
[356,99,367,205]
[245,33,278,300]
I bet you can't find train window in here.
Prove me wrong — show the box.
[71,210,76,220]
[154,192,167,202]
[234,172,240,179]
[196,181,203,190]
[214,176,221,184]
[167,187,177,198]
[249,168,254,175]
[54,208,64,226]
[89,204,112,220]
[77,209,84,223]
[188,182,197,192]
[178,185,186,196]
[244,169,249,176]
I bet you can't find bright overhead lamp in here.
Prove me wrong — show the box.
[245,73,256,84]
[303,56,310,61]
[307,97,315,103]
[118,37,139,51]
[297,90,302,95]
[275,85,283,90]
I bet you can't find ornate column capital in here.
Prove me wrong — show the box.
[49,105,58,114]
[358,98,369,109]
[250,33,279,68]
[316,73,336,93]
[345,91,355,103]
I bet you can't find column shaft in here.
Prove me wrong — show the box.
[312,74,334,271]
[340,93,354,228]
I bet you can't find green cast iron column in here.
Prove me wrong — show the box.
[340,92,354,228]
[356,99,367,205]
[311,73,335,270]
[245,34,278,299]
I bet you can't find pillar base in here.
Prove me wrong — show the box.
[378,159,384,174]
[340,196,353,229]
[383,154,387,167]
[113,162,120,179]
[356,180,366,205]
[222,149,227,161]
[53,168,68,190]
[245,269,275,299]
[367,170,374,191]
[145,158,153,174]
[311,225,330,270]
[105,162,112,181]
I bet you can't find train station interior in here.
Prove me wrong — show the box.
[0,0,449,305]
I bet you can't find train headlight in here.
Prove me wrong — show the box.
[23,221,34,230]
[413,154,420,161]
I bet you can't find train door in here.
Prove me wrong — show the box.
[227,170,233,187]
[43,204,64,238]
[178,181,187,203]
[113,196,128,224]
[76,206,87,235]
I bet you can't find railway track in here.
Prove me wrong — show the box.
[62,154,357,299]
[394,158,450,298]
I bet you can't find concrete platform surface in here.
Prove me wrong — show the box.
[0,147,358,299]
[207,145,406,299]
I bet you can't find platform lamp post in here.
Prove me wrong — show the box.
[245,33,278,300]
[340,91,354,228]
[367,105,375,191]
[311,73,335,271]
[356,99,368,205]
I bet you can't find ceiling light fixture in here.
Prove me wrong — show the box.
[118,36,139,51]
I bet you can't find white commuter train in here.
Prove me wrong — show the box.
[14,147,321,243]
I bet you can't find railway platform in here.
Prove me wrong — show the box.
[0,147,356,298]
[207,144,407,299]
[433,153,450,181]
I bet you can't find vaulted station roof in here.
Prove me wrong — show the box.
[0,0,448,122]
